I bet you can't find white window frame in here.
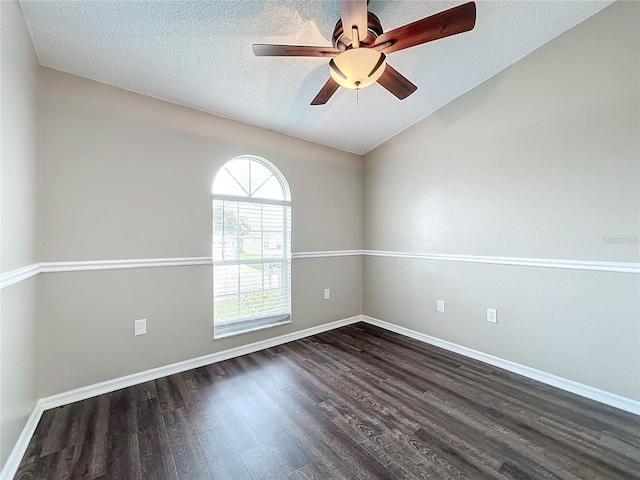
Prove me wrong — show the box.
[212,156,291,339]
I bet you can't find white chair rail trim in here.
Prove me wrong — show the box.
[1,250,637,290]
[0,263,40,289]
[362,250,640,274]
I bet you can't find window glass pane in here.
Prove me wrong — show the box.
[263,204,283,229]
[249,162,274,196]
[239,203,261,233]
[214,265,240,297]
[265,263,283,290]
[262,204,284,256]
[242,234,262,260]
[252,175,284,201]
[225,159,251,195]
[212,201,223,261]
[222,239,238,260]
[212,167,247,197]
[212,242,224,262]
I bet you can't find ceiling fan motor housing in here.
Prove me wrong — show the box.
[329,48,387,89]
[332,12,384,51]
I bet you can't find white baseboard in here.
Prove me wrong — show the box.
[0,399,45,480]
[362,315,640,416]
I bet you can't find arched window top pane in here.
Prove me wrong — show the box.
[213,156,289,202]
[212,167,247,197]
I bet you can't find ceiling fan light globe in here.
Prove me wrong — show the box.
[329,48,386,90]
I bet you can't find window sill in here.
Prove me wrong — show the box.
[214,315,291,339]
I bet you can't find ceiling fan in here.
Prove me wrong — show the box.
[253,0,476,105]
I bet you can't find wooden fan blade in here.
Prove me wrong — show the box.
[311,78,340,105]
[339,0,368,42]
[252,44,340,57]
[373,2,476,54]
[377,65,417,100]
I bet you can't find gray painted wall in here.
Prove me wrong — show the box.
[363,1,639,400]
[37,69,363,396]
[0,0,40,469]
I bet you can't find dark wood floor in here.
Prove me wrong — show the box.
[15,322,640,479]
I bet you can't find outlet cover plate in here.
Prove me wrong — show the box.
[135,319,147,335]
[324,288,330,300]
[487,308,497,323]
[437,300,445,313]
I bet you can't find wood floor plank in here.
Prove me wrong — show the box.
[40,405,74,457]
[108,388,136,436]
[248,378,354,479]
[136,398,177,480]
[15,445,76,480]
[105,433,140,480]
[363,438,450,480]
[82,393,111,479]
[66,397,100,474]
[150,407,179,480]
[249,350,296,392]
[171,370,221,433]
[240,443,289,480]
[288,462,329,480]
[232,379,310,474]
[52,444,77,480]
[317,396,442,480]
[163,407,210,480]
[600,430,640,458]
[155,375,185,413]
[132,380,158,403]
[15,323,640,480]
[275,386,396,479]
[198,426,252,480]
[19,408,55,466]
[209,385,262,454]
[280,342,424,438]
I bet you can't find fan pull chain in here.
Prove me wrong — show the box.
[354,80,361,107]
[356,87,359,107]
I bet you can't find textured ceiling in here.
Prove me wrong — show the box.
[20,0,612,154]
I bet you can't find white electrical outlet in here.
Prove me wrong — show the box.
[324,288,330,300]
[437,300,445,313]
[135,319,147,335]
[487,308,497,323]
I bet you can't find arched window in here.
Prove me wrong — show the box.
[212,156,291,339]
